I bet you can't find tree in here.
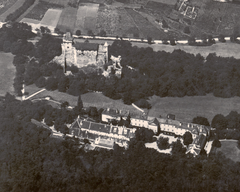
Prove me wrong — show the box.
[192,116,210,126]
[75,30,81,36]
[218,34,226,42]
[87,30,94,36]
[77,95,83,113]
[98,30,106,37]
[61,101,69,109]
[171,139,186,155]
[238,138,240,149]
[183,26,190,34]
[162,19,168,28]
[35,76,46,88]
[183,131,193,146]
[126,113,131,127]
[45,77,58,91]
[212,138,221,148]
[135,127,155,143]
[157,136,170,150]
[169,37,176,46]
[211,114,228,130]
[147,37,152,44]
[134,99,151,109]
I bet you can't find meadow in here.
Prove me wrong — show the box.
[0,0,17,15]
[0,52,15,96]
[150,0,177,5]
[40,9,62,29]
[148,94,240,123]
[40,0,69,7]
[217,140,240,162]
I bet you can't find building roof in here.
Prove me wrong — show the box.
[102,108,129,117]
[130,113,148,120]
[73,42,98,51]
[64,32,73,41]
[95,138,114,149]
[90,123,110,133]
[193,134,206,149]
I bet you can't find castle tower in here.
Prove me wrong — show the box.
[103,42,108,63]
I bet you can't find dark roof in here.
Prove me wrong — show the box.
[90,123,110,133]
[81,121,90,129]
[65,32,73,41]
[193,134,206,148]
[102,108,129,117]
[73,42,98,51]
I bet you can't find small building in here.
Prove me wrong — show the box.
[186,134,207,156]
[101,108,129,123]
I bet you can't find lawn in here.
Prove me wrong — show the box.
[0,0,25,21]
[217,140,240,162]
[40,0,69,7]
[25,1,64,21]
[25,84,141,114]
[56,6,77,33]
[0,52,15,96]
[148,94,240,123]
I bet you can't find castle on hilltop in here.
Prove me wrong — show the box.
[54,32,108,69]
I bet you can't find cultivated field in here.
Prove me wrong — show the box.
[25,1,64,21]
[56,7,77,33]
[217,140,240,162]
[148,94,240,123]
[74,3,99,34]
[0,0,17,15]
[125,8,162,39]
[40,0,69,7]
[150,0,177,5]
[40,9,62,30]
[0,52,15,96]
[0,0,25,21]
[96,5,139,37]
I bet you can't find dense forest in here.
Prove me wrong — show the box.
[0,95,240,191]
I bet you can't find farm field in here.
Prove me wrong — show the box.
[150,0,177,5]
[0,0,25,22]
[125,8,162,39]
[148,94,240,123]
[96,5,139,37]
[75,3,99,34]
[0,52,15,96]
[40,9,62,31]
[0,0,17,15]
[217,140,240,162]
[40,0,69,7]
[56,7,77,33]
[25,1,64,21]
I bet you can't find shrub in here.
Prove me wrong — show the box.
[157,136,170,150]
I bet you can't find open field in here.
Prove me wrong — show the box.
[56,7,77,33]
[0,0,25,21]
[25,84,141,114]
[125,8,162,39]
[75,3,99,34]
[96,5,139,37]
[40,9,62,31]
[25,1,64,21]
[150,0,177,5]
[0,52,15,96]
[0,0,17,15]
[217,140,240,162]
[40,0,69,7]
[148,94,240,123]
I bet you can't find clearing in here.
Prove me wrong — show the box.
[0,52,15,96]
[217,140,240,162]
[150,0,177,5]
[148,94,240,123]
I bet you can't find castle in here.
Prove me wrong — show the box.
[54,32,108,69]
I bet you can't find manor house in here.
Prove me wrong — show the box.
[55,32,108,68]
